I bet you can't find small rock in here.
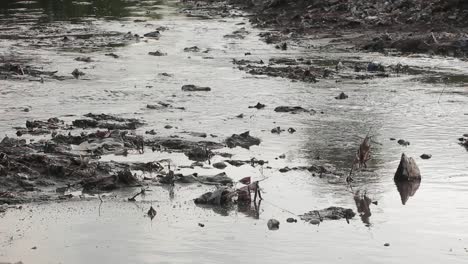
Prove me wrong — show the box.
[145,129,157,135]
[105,53,119,58]
[148,51,167,56]
[384,243,390,247]
[184,46,200,52]
[181,84,211,92]
[248,102,265,109]
[236,113,244,118]
[335,92,348,100]
[286,217,297,223]
[394,153,421,181]
[271,127,284,134]
[71,69,85,79]
[198,223,205,227]
[75,56,92,62]
[164,125,173,129]
[274,106,312,114]
[225,131,261,149]
[275,42,287,50]
[278,154,286,159]
[420,154,432,159]
[367,62,385,72]
[212,162,227,169]
[309,219,321,225]
[397,139,410,146]
[279,167,291,173]
[288,127,296,133]
[144,31,161,38]
[31,246,37,250]
[267,219,280,230]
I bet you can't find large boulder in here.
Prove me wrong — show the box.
[394,153,421,181]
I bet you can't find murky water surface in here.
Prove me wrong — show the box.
[1,0,468,263]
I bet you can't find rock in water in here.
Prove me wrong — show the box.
[267,219,280,230]
[335,92,348,100]
[181,84,211,92]
[420,154,432,159]
[394,153,421,181]
[225,131,261,149]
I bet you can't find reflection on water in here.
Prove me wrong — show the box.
[395,179,421,205]
[353,191,372,226]
[0,0,166,21]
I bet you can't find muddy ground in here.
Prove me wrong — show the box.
[182,0,468,58]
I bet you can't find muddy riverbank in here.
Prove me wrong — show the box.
[1,0,468,263]
[183,0,468,58]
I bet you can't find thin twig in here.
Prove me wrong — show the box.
[438,85,447,104]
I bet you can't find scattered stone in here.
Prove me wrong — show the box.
[71,69,85,79]
[267,219,280,230]
[181,84,211,92]
[271,127,285,134]
[367,62,385,72]
[194,187,233,205]
[335,92,348,100]
[144,31,161,38]
[397,139,410,146]
[184,46,200,52]
[300,207,355,223]
[147,206,157,220]
[394,153,421,181]
[188,132,207,138]
[148,51,167,56]
[225,160,247,167]
[213,162,227,169]
[274,106,313,114]
[248,102,265,109]
[185,146,213,161]
[420,154,432,159]
[198,172,233,185]
[225,131,261,149]
[105,53,119,58]
[309,219,321,225]
[75,57,92,63]
[275,42,287,50]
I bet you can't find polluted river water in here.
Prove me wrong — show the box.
[0,0,468,263]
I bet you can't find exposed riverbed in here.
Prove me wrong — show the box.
[0,0,467,263]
